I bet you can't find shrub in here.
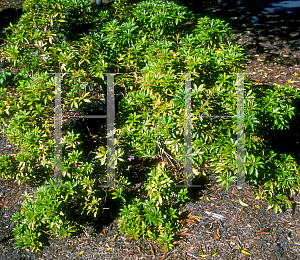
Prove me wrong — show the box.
[10,129,107,252]
[117,162,189,251]
[0,0,299,253]
[11,179,80,253]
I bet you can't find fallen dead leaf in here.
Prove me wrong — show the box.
[160,253,171,260]
[214,232,220,239]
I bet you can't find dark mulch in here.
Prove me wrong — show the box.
[1,140,300,260]
[1,0,300,259]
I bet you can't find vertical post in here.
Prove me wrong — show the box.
[183,73,193,187]
[105,73,116,187]
[45,72,71,188]
[236,73,246,189]
[176,73,201,188]
[53,73,63,187]
[95,72,122,188]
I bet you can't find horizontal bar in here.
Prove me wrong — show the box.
[229,72,255,74]
[193,115,237,118]
[60,115,107,118]
[12,115,241,120]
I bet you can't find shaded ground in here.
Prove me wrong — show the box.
[0,0,300,259]
[179,0,300,89]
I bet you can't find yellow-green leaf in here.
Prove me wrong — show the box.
[192,167,200,176]
[238,198,249,207]
[241,249,251,255]
[158,195,162,205]
[114,234,118,242]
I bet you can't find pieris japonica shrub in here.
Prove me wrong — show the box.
[117,162,189,251]
[0,0,299,253]
[9,123,107,253]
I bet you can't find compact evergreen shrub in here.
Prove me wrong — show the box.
[0,0,299,253]
[117,162,189,250]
